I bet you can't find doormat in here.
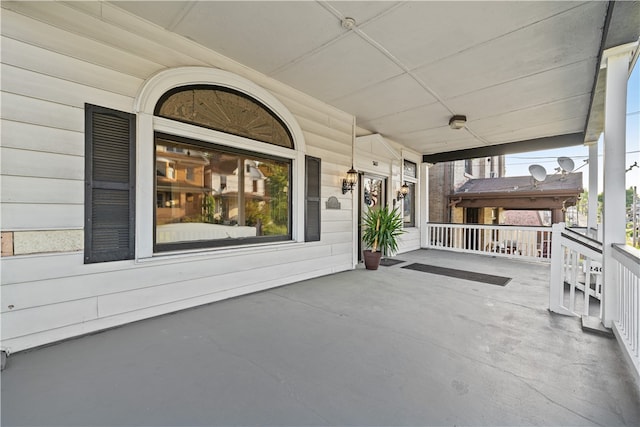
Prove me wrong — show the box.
[401,263,511,286]
[379,258,405,267]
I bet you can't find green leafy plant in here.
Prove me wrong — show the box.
[361,205,405,255]
[201,194,216,223]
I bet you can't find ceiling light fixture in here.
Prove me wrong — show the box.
[341,17,356,30]
[449,115,467,130]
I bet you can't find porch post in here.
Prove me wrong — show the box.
[420,162,431,248]
[587,141,599,237]
[549,222,569,315]
[551,209,564,224]
[601,44,635,328]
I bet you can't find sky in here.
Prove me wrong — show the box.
[504,59,640,195]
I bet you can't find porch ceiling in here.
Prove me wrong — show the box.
[113,1,633,157]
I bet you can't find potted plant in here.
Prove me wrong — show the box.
[361,205,405,270]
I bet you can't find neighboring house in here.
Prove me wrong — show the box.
[450,173,583,225]
[502,210,550,227]
[428,156,505,223]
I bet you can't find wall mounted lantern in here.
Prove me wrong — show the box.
[342,166,358,194]
[397,182,410,199]
[342,116,358,194]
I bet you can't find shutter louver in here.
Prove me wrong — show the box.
[85,104,135,263]
[305,156,321,242]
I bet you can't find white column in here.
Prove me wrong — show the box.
[587,141,599,236]
[601,45,634,327]
[420,162,431,248]
[549,223,571,315]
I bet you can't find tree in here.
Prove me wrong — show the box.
[598,188,637,208]
[627,187,636,207]
[577,190,589,215]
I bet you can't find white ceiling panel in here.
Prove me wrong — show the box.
[469,95,591,136]
[359,1,585,70]
[394,126,479,147]
[171,1,341,74]
[413,1,606,100]
[273,32,403,102]
[446,60,595,122]
[331,73,436,122]
[116,1,194,29]
[327,1,402,25]
[484,117,587,145]
[359,102,452,135]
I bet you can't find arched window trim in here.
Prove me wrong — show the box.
[153,84,294,149]
[134,67,307,259]
[134,67,305,153]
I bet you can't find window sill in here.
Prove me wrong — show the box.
[136,240,304,265]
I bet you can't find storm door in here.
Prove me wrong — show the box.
[357,174,387,261]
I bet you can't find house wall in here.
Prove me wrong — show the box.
[354,134,422,254]
[428,156,504,224]
[0,2,422,352]
[428,163,448,223]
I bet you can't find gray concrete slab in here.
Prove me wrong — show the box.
[2,249,639,426]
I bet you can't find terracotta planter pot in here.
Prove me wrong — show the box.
[363,250,382,270]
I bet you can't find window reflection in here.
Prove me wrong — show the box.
[155,136,291,249]
[403,182,415,227]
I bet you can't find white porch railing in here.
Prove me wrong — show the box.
[549,223,603,318]
[612,244,640,377]
[425,223,553,262]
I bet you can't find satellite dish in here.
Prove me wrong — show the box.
[529,164,547,184]
[557,157,575,173]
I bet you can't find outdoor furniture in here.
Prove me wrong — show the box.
[487,240,520,255]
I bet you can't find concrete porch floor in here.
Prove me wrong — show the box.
[2,249,639,426]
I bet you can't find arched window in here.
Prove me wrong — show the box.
[152,85,295,252]
[155,85,293,148]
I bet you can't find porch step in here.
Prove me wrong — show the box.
[581,315,614,338]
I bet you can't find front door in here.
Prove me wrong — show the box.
[358,174,387,261]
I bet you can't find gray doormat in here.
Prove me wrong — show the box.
[401,263,511,286]
[379,258,405,267]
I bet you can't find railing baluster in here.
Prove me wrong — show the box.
[584,257,591,316]
[609,244,640,378]
[422,223,576,263]
[568,249,577,313]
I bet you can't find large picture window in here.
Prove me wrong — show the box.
[154,134,291,251]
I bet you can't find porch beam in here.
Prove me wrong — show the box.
[422,133,585,164]
[601,44,635,328]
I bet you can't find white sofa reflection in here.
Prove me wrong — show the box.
[156,222,257,243]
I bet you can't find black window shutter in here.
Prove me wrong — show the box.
[85,104,136,263]
[305,155,321,242]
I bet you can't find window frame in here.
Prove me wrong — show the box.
[402,160,418,228]
[464,159,473,175]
